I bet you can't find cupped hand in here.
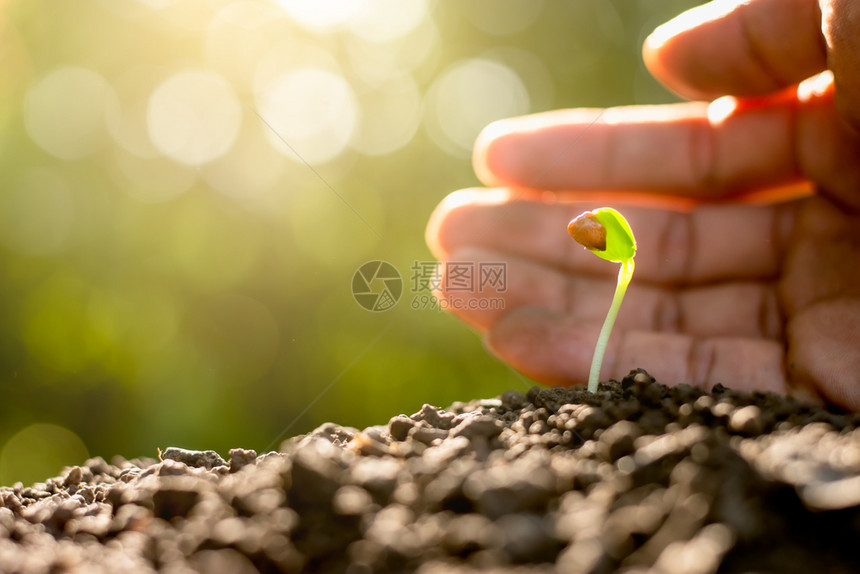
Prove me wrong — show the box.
[426,0,860,410]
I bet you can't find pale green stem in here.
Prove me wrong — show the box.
[587,258,635,393]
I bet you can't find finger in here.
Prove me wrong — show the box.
[426,189,793,285]
[474,82,860,208]
[485,307,788,393]
[787,298,860,411]
[823,0,860,133]
[643,0,826,100]
[644,0,860,134]
[474,99,805,197]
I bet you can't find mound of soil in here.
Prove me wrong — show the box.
[2,369,860,573]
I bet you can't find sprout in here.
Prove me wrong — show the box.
[568,208,637,393]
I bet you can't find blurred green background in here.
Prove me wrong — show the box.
[0,0,698,485]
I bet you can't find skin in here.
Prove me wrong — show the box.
[426,0,860,411]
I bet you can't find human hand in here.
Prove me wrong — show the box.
[426,0,860,410]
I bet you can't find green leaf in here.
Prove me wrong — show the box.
[589,207,636,263]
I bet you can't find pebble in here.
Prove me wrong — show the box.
[728,405,764,435]
[411,404,457,430]
[160,448,227,470]
[228,449,257,473]
[388,415,415,441]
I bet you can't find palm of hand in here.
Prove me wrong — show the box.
[426,0,860,410]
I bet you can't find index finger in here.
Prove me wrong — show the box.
[473,97,809,198]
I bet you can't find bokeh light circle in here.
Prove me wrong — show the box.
[274,0,365,31]
[0,424,89,487]
[257,68,357,165]
[425,58,530,156]
[481,47,556,112]
[352,74,422,156]
[24,67,112,160]
[147,69,242,165]
[205,2,286,89]
[347,0,429,42]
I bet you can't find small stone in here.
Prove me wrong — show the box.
[351,457,401,504]
[801,475,860,511]
[1,491,22,514]
[388,415,415,441]
[84,457,112,476]
[111,503,151,533]
[598,421,642,462]
[411,426,449,445]
[286,440,344,509]
[442,514,497,554]
[450,415,503,440]
[347,432,391,456]
[496,513,560,562]
[229,448,257,473]
[299,422,359,447]
[728,405,764,435]
[711,402,733,419]
[63,467,84,487]
[362,425,391,445]
[711,383,729,395]
[161,447,227,470]
[235,488,284,515]
[622,368,655,390]
[158,459,191,477]
[190,549,259,574]
[332,485,374,515]
[412,404,457,430]
[463,455,555,519]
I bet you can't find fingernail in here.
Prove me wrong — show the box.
[473,120,516,185]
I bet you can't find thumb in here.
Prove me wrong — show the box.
[787,298,860,411]
[822,0,860,133]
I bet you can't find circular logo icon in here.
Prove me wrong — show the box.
[352,260,402,312]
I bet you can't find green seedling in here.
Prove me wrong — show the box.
[567,208,637,393]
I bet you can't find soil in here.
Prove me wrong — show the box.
[2,369,860,573]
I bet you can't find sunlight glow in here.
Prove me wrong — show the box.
[351,74,422,156]
[24,67,112,160]
[274,0,365,31]
[147,69,242,165]
[257,68,357,164]
[425,59,530,157]
[346,0,428,42]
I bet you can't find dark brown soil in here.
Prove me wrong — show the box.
[2,369,860,573]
